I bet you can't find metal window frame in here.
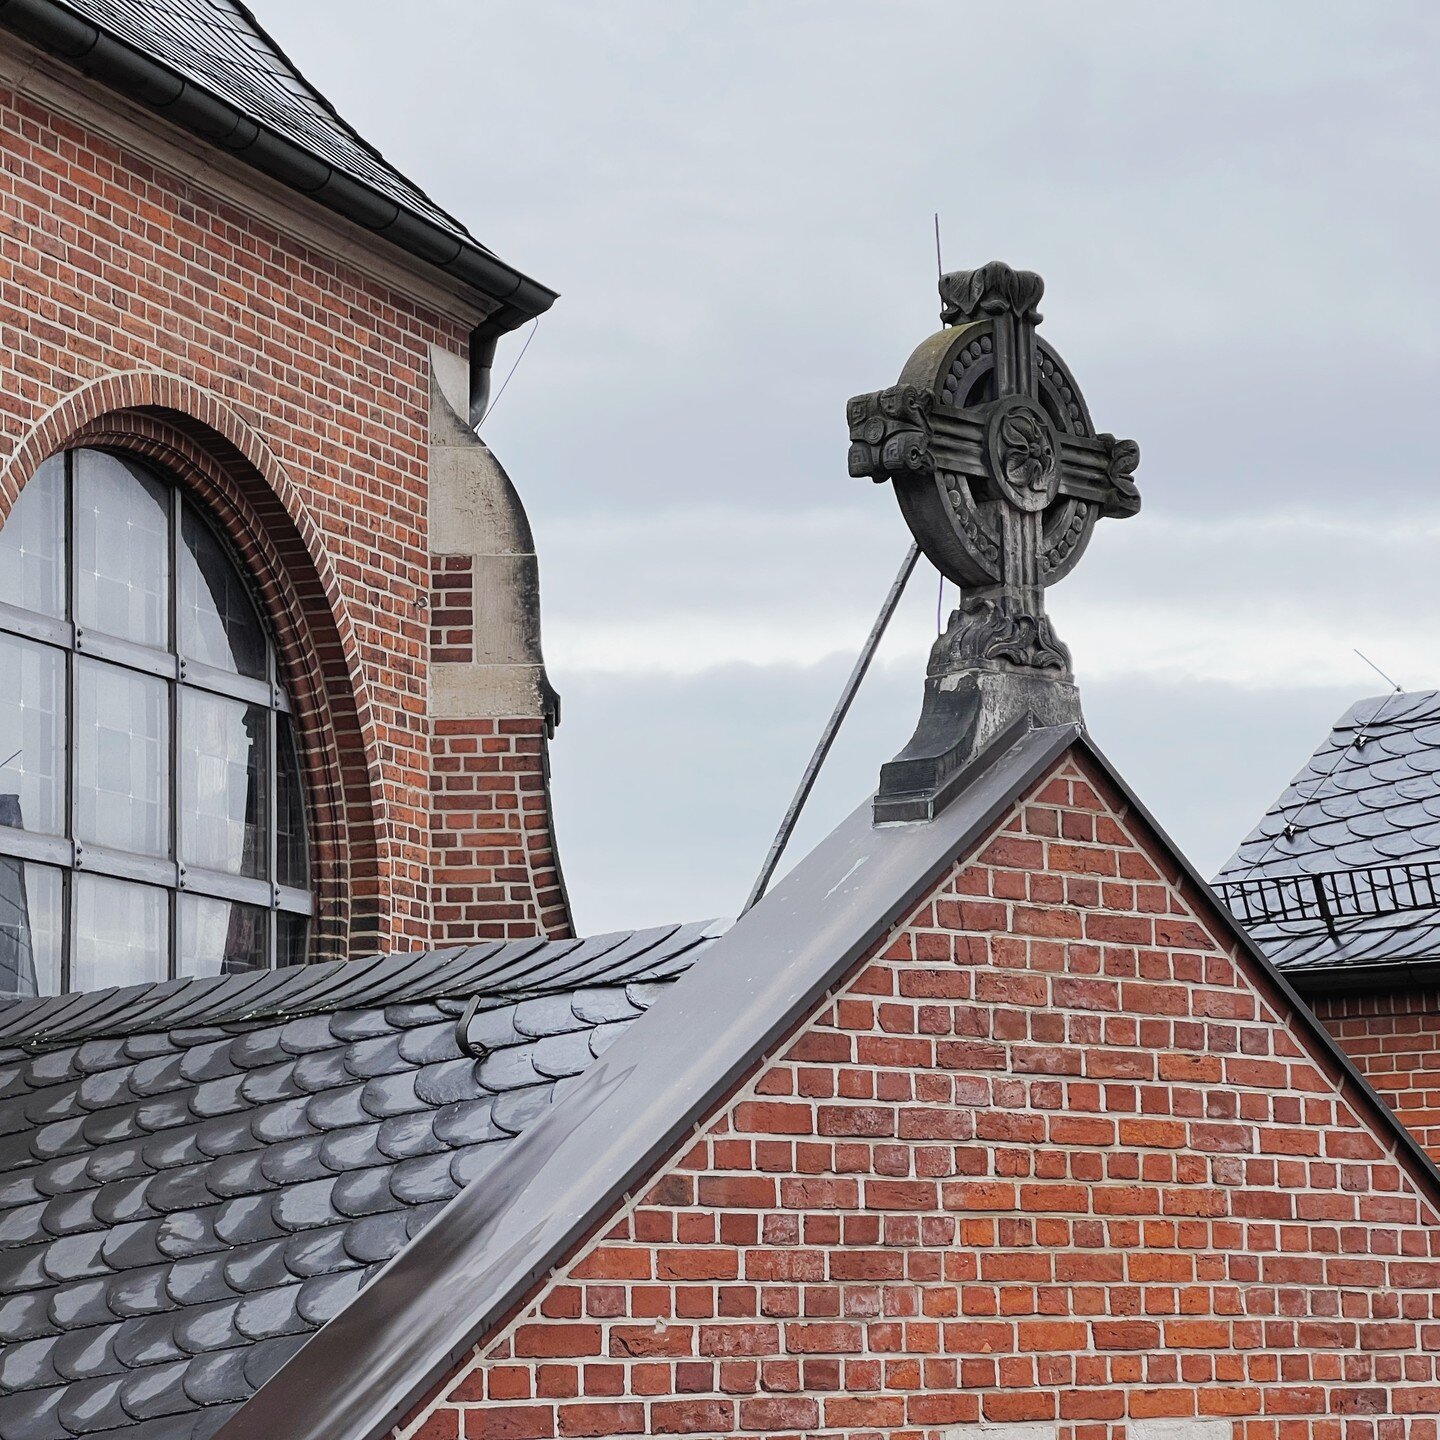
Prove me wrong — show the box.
[0,446,313,992]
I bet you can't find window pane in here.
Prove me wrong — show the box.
[276,911,308,970]
[179,894,267,977]
[74,450,169,648]
[0,862,62,997]
[0,455,66,618]
[0,633,66,836]
[276,712,307,889]
[72,875,166,990]
[181,692,266,877]
[179,506,267,678]
[76,660,169,856]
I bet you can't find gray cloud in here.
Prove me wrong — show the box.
[260,2,1440,931]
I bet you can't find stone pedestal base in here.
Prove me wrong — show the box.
[875,669,1083,823]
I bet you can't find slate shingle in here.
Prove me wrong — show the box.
[1217,690,1440,973]
[44,0,478,255]
[0,923,718,1440]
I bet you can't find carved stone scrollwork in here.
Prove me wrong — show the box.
[939,261,1045,325]
[949,593,1073,673]
[1098,433,1141,517]
[846,385,934,483]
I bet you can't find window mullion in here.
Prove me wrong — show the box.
[169,488,183,982]
[63,449,76,994]
[267,677,277,970]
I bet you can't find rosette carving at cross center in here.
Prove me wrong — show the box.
[988,397,1058,512]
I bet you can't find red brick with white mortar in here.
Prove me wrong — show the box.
[432,717,570,943]
[398,748,1440,1440]
[0,62,569,954]
[431,556,478,666]
[1312,992,1440,1167]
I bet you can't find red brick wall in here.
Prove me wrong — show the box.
[1312,990,1440,1165]
[401,749,1440,1439]
[0,64,565,955]
[431,556,477,665]
[432,717,570,943]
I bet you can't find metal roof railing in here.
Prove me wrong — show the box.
[1218,861,1440,936]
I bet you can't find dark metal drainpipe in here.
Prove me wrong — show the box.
[468,306,527,429]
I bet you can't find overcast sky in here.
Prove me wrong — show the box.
[268,2,1440,933]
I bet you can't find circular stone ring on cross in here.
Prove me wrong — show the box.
[984,395,1059,513]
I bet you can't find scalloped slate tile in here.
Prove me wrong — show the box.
[179,1348,249,1407]
[374,1112,444,1162]
[0,924,716,1438]
[1217,689,1440,973]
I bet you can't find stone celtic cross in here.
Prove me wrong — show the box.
[848,262,1141,819]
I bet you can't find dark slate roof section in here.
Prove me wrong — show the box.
[1214,690,1440,980]
[0,923,719,1440]
[0,0,556,317]
[218,724,1440,1440]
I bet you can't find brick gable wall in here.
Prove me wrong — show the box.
[399,748,1440,1440]
[0,64,568,954]
[1312,991,1440,1166]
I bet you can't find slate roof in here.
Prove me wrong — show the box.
[0,0,555,313]
[0,922,719,1440]
[50,0,477,248]
[1215,690,1440,977]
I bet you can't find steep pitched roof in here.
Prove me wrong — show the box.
[64,0,471,245]
[0,0,555,316]
[212,724,1440,1440]
[1215,690,1440,982]
[0,923,719,1440]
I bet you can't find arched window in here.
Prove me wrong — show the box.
[0,448,311,996]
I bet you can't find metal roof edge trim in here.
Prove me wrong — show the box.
[0,0,557,322]
[212,722,1082,1440]
[1275,957,1440,998]
[1073,731,1440,1204]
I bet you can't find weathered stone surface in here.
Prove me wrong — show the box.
[849,262,1139,817]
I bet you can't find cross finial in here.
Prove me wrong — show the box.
[938,262,1044,325]
[847,261,1140,820]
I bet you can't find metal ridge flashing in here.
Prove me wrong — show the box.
[213,723,1082,1440]
[0,0,557,323]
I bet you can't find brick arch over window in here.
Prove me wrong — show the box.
[1,372,389,964]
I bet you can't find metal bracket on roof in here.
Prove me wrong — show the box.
[455,993,486,1059]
